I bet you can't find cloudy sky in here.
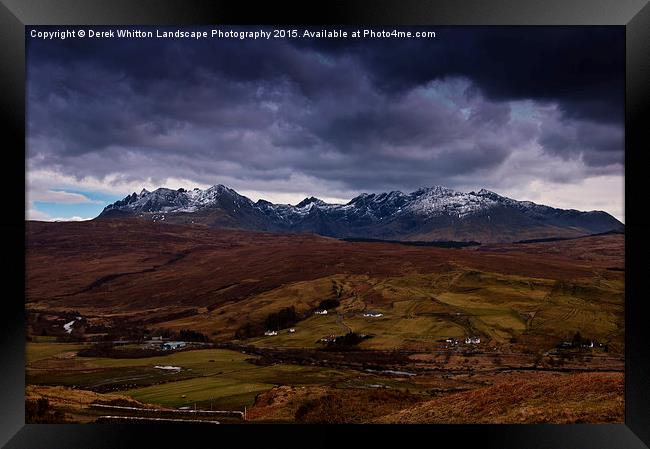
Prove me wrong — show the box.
[26,26,624,222]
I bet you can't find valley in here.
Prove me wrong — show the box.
[25,219,624,424]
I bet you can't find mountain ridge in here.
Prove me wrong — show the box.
[97,184,624,243]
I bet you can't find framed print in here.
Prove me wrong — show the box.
[1,1,649,448]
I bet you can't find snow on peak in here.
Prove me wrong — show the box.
[207,184,228,192]
[405,186,506,218]
[413,185,457,196]
[474,188,504,198]
[104,183,250,214]
[103,184,542,222]
[296,196,326,208]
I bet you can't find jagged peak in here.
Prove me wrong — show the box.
[347,193,373,204]
[474,188,498,196]
[146,187,178,195]
[296,196,325,208]
[204,184,243,196]
[412,185,456,196]
[370,190,405,201]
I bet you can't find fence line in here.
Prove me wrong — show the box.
[96,415,220,424]
[90,403,244,417]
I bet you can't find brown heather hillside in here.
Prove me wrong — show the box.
[374,371,624,424]
[26,220,623,348]
[26,219,622,309]
[245,372,623,424]
[25,220,624,424]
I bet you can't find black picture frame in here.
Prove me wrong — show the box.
[2,1,649,448]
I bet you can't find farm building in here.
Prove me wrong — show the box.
[315,310,328,315]
[319,334,337,343]
[363,311,383,318]
[464,337,481,345]
[264,330,278,336]
[288,328,296,333]
[162,341,186,350]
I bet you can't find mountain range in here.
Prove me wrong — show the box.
[97,184,623,243]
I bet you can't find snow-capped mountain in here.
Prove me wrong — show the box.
[97,184,624,243]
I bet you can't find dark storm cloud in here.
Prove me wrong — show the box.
[27,26,624,197]
[291,27,624,125]
[538,109,624,167]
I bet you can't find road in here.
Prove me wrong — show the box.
[336,313,352,333]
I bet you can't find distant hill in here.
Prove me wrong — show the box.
[97,184,624,243]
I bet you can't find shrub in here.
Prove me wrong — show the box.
[295,395,345,423]
[322,332,371,350]
[572,331,584,346]
[178,329,210,342]
[77,342,115,357]
[25,398,67,423]
[77,342,168,359]
[317,299,340,310]
[235,306,303,339]
[264,306,298,331]
[234,322,257,339]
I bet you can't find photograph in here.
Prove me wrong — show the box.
[24,25,626,425]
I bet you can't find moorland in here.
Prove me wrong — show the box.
[25,219,624,423]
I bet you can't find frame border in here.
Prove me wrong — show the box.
[2,1,649,447]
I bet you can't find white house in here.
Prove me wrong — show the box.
[363,312,383,318]
[464,337,481,345]
[288,328,296,333]
[315,310,328,315]
[264,330,278,336]
[162,341,186,350]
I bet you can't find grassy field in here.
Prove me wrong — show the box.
[157,276,341,338]
[27,346,254,390]
[123,363,357,410]
[246,313,343,348]
[125,375,273,410]
[231,268,623,353]
[26,344,377,411]
[26,342,87,363]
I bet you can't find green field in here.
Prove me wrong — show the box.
[125,375,273,410]
[238,269,623,352]
[26,342,87,363]
[124,363,357,409]
[26,344,374,410]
